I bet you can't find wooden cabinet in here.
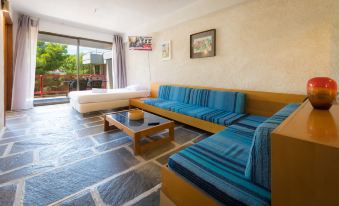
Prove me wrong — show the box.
[272,101,339,206]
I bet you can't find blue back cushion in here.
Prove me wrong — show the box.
[207,90,246,113]
[245,103,300,190]
[188,88,210,107]
[159,86,246,113]
[168,86,192,103]
[158,85,171,100]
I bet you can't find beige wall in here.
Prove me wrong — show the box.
[126,0,339,94]
[330,0,339,88]
[0,14,5,131]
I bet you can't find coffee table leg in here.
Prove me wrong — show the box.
[133,134,141,155]
[104,117,117,131]
[104,117,110,131]
[169,127,174,141]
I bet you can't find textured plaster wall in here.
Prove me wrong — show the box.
[0,14,5,131]
[126,0,338,94]
[330,0,339,86]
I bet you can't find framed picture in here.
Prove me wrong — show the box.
[190,29,216,58]
[161,40,171,60]
[128,36,152,51]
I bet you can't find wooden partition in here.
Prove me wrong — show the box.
[151,83,306,117]
[272,101,339,206]
[3,11,13,125]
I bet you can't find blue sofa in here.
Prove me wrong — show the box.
[144,85,247,126]
[168,104,300,206]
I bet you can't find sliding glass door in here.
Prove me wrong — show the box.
[79,39,112,91]
[34,32,112,104]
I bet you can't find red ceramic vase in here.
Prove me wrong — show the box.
[307,77,337,110]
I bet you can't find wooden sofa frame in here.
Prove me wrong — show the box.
[130,83,305,133]
[130,83,306,206]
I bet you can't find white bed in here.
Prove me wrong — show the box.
[69,87,150,113]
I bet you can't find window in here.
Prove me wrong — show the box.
[34,32,112,100]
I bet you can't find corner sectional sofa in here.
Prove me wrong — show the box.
[130,84,303,205]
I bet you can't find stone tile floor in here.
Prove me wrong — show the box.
[0,104,210,206]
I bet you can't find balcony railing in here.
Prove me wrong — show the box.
[34,74,107,97]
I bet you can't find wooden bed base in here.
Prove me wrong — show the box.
[161,166,220,206]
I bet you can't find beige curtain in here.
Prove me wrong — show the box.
[112,35,127,88]
[12,15,39,110]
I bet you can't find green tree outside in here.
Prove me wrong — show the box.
[36,41,91,75]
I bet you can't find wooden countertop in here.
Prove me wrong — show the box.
[273,100,339,149]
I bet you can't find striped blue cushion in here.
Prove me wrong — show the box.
[188,89,246,114]
[179,106,217,118]
[168,86,192,103]
[188,88,210,107]
[158,85,171,100]
[178,106,246,126]
[168,115,270,206]
[144,98,196,112]
[207,90,246,113]
[231,115,268,132]
[144,99,247,127]
[208,111,247,126]
[159,86,246,113]
[235,93,246,113]
[245,103,300,190]
[167,103,197,113]
[143,98,167,106]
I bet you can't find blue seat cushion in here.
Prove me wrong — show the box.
[228,115,268,136]
[144,98,196,112]
[144,97,247,126]
[168,115,270,206]
[152,100,179,110]
[143,98,167,106]
[167,102,197,113]
[207,111,247,126]
[178,106,216,118]
[178,106,246,126]
[245,103,300,190]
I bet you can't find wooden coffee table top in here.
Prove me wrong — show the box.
[105,110,173,133]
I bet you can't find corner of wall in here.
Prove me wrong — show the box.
[0,13,5,130]
[330,0,339,83]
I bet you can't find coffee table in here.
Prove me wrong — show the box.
[104,110,175,155]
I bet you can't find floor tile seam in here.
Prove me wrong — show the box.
[13,179,25,206]
[5,134,102,157]
[0,143,137,186]
[123,183,162,206]
[148,141,193,163]
[44,160,152,206]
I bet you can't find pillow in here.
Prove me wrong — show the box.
[92,88,108,93]
[126,85,149,91]
[245,103,300,190]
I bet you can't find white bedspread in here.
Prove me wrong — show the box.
[68,88,150,104]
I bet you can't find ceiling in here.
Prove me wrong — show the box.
[11,0,247,35]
